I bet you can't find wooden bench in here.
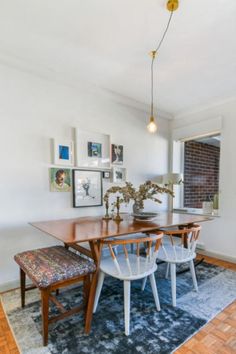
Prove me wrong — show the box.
[14,245,96,346]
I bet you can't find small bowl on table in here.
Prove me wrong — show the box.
[131,212,158,222]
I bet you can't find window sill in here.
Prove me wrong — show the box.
[173,208,220,218]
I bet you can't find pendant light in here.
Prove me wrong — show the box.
[147,0,179,133]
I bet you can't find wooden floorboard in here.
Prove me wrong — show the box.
[0,255,235,354]
[0,300,19,354]
[175,255,236,354]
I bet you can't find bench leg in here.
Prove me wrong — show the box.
[41,289,50,346]
[20,268,26,308]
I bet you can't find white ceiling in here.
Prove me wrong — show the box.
[0,0,236,118]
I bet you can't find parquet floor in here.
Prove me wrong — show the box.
[175,255,236,354]
[0,255,235,354]
[0,298,19,354]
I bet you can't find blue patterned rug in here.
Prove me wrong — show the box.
[2,262,236,354]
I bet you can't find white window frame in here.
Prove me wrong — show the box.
[172,131,221,216]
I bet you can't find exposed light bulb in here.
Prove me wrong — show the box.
[147,116,158,133]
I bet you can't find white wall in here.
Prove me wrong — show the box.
[171,100,236,261]
[0,64,170,290]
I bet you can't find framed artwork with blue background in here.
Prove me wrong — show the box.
[75,128,111,169]
[88,142,102,157]
[53,139,74,166]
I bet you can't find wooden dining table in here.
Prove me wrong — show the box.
[30,212,212,333]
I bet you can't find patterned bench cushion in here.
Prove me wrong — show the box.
[14,246,96,289]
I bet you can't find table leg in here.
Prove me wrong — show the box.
[84,240,102,334]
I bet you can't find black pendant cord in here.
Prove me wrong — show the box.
[150,10,174,117]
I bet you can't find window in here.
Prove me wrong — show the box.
[183,135,220,209]
[172,133,221,214]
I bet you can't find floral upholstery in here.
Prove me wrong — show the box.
[14,246,96,289]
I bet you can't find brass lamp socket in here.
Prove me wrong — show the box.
[149,50,157,59]
[149,116,155,123]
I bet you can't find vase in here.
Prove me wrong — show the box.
[132,201,144,215]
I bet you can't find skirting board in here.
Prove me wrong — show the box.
[197,249,236,264]
[0,279,31,294]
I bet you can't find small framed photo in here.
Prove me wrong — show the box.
[111,144,123,165]
[88,142,102,157]
[112,167,126,183]
[75,128,111,169]
[50,168,72,192]
[103,171,111,179]
[73,169,103,207]
[53,139,74,166]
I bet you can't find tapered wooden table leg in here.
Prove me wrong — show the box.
[84,240,102,334]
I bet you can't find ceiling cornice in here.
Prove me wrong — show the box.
[174,95,236,120]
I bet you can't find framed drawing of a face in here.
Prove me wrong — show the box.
[111,144,123,165]
[73,169,103,207]
[50,168,72,192]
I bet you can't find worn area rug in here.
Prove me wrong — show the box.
[1,262,236,354]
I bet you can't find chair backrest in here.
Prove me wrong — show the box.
[101,232,163,275]
[160,224,201,261]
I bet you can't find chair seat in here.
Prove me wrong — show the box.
[115,233,147,240]
[14,246,96,288]
[157,245,196,263]
[100,254,157,281]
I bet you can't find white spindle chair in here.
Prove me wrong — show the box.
[142,225,201,307]
[93,231,163,335]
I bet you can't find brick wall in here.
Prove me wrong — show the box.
[184,141,220,208]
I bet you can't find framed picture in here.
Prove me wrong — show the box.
[73,169,103,207]
[111,144,123,165]
[88,142,102,157]
[53,139,74,166]
[50,168,72,192]
[103,171,111,179]
[112,167,126,183]
[75,128,111,169]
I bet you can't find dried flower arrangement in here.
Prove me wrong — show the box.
[103,180,174,218]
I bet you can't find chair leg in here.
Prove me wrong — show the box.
[41,289,50,346]
[124,280,131,336]
[165,263,170,279]
[190,260,198,292]
[20,268,26,308]
[170,263,176,307]
[149,273,160,311]
[130,244,134,254]
[93,271,105,313]
[141,276,147,291]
